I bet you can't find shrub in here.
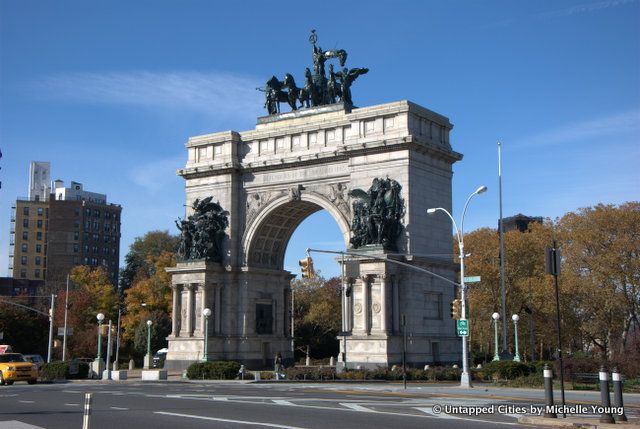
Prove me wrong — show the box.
[40,361,70,381]
[284,366,336,380]
[481,361,532,380]
[258,371,274,380]
[186,361,241,380]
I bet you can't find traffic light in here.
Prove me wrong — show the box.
[450,299,462,319]
[299,256,315,278]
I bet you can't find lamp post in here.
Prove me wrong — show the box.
[96,313,105,360]
[492,312,500,361]
[512,314,521,362]
[202,308,211,362]
[145,320,152,369]
[427,185,487,388]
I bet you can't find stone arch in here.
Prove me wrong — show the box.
[243,191,350,270]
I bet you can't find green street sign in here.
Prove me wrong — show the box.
[464,276,481,283]
[457,319,469,336]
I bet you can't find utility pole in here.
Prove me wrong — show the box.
[62,274,70,361]
[47,294,55,363]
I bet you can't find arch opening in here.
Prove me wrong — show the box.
[245,195,349,271]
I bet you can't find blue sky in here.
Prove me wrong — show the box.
[1,0,638,279]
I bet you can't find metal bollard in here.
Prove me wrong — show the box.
[612,367,627,422]
[543,364,557,418]
[82,393,92,429]
[599,366,614,424]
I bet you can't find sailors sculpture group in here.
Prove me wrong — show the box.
[260,30,369,115]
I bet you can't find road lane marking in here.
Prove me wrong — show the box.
[154,411,308,429]
[62,390,82,393]
[273,399,295,406]
[339,403,375,412]
[64,403,80,406]
[110,407,129,411]
[0,421,46,429]
[18,401,35,404]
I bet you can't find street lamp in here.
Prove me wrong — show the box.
[96,313,105,361]
[202,308,211,362]
[492,312,500,361]
[427,185,487,388]
[512,314,521,362]
[145,320,152,369]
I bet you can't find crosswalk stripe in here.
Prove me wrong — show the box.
[273,400,295,406]
[339,403,375,412]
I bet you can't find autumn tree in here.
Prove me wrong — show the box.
[557,202,640,359]
[119,231,177,361]
[292,275,341,359]
[51,266,119,358]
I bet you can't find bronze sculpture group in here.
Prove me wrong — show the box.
[176,197,229,262]
[349,178,405,251]
[260,30,369,115]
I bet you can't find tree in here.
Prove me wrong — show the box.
[292,275,341,359]
[557,202,640,359]
[119,230,179,291]
[0,295,49,355]
[51,266,119,358]
[133,310,171,358]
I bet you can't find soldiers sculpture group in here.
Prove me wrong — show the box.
[260,30,369,115]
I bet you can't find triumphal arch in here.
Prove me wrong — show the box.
[165,32,462,370]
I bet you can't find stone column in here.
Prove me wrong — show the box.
[361,275,370,335]
[347,280,353,332]
[214,285,222,334]
[341,273,348,332]
[186,283,195,337]
[171,284,180,337]
[199,284,207,336]
[379,274,389,334]
[392,276,400,334]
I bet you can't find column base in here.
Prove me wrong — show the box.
[460,372,473,388]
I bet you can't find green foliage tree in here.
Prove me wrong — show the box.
[132,310,171,358]
[0,296,49,355]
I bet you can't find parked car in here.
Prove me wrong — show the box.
[23,354,45,371]
[152,348,168,368]
[0,353,38,385]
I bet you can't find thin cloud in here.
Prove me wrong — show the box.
[538,0,637,18]
[31,71,264,120]
[512,109,640,148]
[129,155,184,194]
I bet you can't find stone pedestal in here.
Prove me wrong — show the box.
[165,260,294,370]
[141,370,167,381]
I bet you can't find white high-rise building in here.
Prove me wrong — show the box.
[28,161,50,201]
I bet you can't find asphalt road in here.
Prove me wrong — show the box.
[0,381,637,429]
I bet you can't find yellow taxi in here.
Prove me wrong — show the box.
[0,353,38,385]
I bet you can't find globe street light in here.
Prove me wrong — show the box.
[492,312,500,361]
[202,308,212,362]
[145,320,152,369]
[512,314,521,362]
[427,185,487,388]
[96,313,105,360]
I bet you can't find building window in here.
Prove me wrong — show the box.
[37,232,42,240]
[35,256,41,266]
[84,245,89,253]
[21,256,27,265]
[23,219,29,228]
[34,269,41,278]
[20,269,27,278]
[73,256,79,264]
[73,244,79,253]
[74,208,80,217]
[23,207,29,216]
[37,207,43,216]
[37,219,43,228]
[36,244,42,253]
[22,231,28,240]
[45,208,49,218]
[21,243,28,252]
[84,257,89,265]
[74,231,79,240]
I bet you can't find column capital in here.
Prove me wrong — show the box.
[378,273,391,281]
